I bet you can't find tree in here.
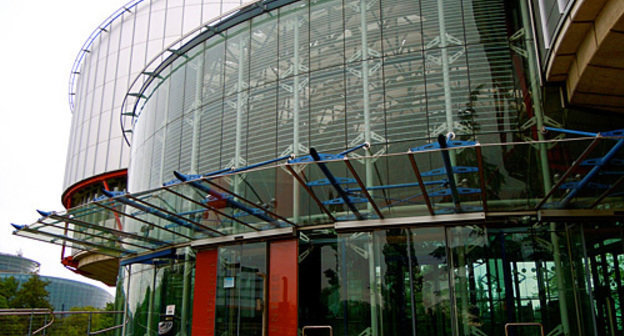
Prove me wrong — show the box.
[0,276,19,306]
[48,304,117,336]
[10,274,52,309]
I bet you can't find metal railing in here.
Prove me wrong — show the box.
[504,322,545,336]
[302,325,333,336]
[0,309,125,336]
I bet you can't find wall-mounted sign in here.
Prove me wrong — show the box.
[165,304,175,316]
[224,276,235,288]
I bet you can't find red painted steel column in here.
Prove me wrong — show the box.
[192,249,218,335]
[268,239,298,336]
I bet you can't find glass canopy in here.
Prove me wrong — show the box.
[13,132,624,257]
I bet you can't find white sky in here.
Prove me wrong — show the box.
[0,0,129,296]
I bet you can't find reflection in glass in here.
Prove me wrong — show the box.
[215,242,267,336]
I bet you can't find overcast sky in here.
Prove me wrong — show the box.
[0,0,129,295]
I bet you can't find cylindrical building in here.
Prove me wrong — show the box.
[60,0,249,285]
[13,0,624,335]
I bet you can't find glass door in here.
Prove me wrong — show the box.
[582,223,624,336]
[215,242,267,336]
[449,224,584,336]
[298,227,452,336]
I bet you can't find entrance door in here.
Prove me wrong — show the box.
[582,223,624,336]
[192,239,298,336]
[215,242,268,336]
[298,228,453,336]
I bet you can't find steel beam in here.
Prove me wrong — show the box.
[407,153,435,216]
[12,225,127,254]
[535,137,600,209]
[344,159,383,219]
[284,164,336,222]
[92,200,193,240]
[42,211,168,247]
[437,134,461,212]
[162,186,260,232]
[590,176,624,208]
[175,171,287,226]
[310,148,364,220]
[560,139,624,207]
[203,179,297,226]
[36,217,156,252]
[123,193,225,236]
[475,145,489,212]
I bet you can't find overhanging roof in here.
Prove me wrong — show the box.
[12,132,624,257]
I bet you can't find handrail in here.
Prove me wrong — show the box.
[504,322,545,336]
[89,317,128,335]
[31,311,54,335]
[0,309,125,335]
[0,308,54,335]
[0,308,51,315]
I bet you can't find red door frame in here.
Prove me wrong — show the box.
[191,239,298,335]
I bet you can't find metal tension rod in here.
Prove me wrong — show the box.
[344,158,384,219]
[35,215,155,252]
[12,230,90,254]
[11,224,127,254]
[102,190,205,233]
[438,134,461,212]
[475,145,489,213]
[591,175,624,208]
[174,171,291,227]
[535,136,600,209]
[122,193,225,236]
[560,139,624,207]
[92,199,193,240]
[284,165,336,222]
[37,219,152,252]
[407,152,435,216]
[202,178,297,227]
[310,148,364,220]
[227,154,294,175]
[162,186,260,232]
[39,210,168,248]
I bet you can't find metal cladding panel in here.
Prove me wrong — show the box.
[192,248,218,335]
[268,239,298,336]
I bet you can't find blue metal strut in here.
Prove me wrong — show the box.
[173,171,278,226]
[560,139,624,207]
[437,135,462,212]
[101,189,221,236]
[309,148,364,220]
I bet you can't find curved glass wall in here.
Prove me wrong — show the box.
[298,220,624,336]
[64,0,248,191]
[0,253,39,273]
[129,0,533,193]
[0,273,113,310]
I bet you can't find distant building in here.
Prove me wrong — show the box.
[0,253,113,310]
[0,252,39,273]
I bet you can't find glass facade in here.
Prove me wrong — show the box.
[113,218,624,336]
[128,0,530,193]
[297,219,624,336]
[14,0,624,335]
[530,0,574,60]
[64,0,249,191]
[118,250,194,335]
